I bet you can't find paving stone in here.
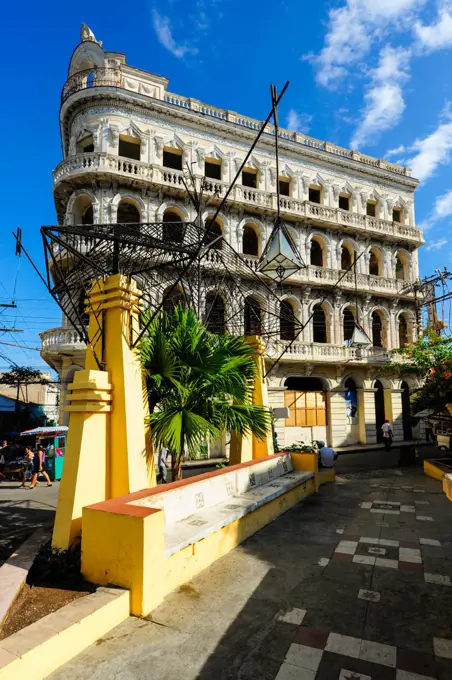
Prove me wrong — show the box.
[396,648,437,676]
[375,557,399,569]
[275,662,316,679]
[420,538,441,547]
[434,637,452,659]
[359,639,397,667]
[396,670,436,679]
[399,561,424,573]
[293,627,329,649]
[416,516,434,522]
[325,632,362,658]
[358,589,380,602]
[353,555,376,566]
[257,621,298,662]
[339,670,371,680]
[278,608,307,625]
[424,573,451,586]
[368,546,387,555]
[284,643,323,671]
[315,651,396,680]
[318,557,330,567]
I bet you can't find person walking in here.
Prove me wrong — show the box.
[28,446,52,489]
[158,446,169,484]
[381,419,393,451]
[425,419,435,443]
[0,440,6,482]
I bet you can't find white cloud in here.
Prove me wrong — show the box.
[406,106,452,180]
[152,9,198,58]
[426,238,448,250]
[350,46,410,148]
[309,0,426,87]
[433,189,452,219]
[416,6,452,51]
[286,109,313,133]
[385,144,407,158]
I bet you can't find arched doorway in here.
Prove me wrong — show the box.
[344,377,359,445]
[312,304,327,343]
[374,380,385,441]
[117,200,140,224]
[372,312,383,347]
[244,297,262,336]
[204,219,223,249]
[205,292,225,334]
[341,246,353,271]
[162,210,184,244]
[284,376,327,447]
[310,239,324,267]
[401,381,412,440]
[242,225,259,256]
[343,309,355,343]
[280,300,295,341]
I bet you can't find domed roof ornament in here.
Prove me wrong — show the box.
[80,23,102,46]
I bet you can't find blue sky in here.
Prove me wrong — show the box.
[1,0,452,370]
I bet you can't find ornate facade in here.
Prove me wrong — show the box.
[41,25,424,449]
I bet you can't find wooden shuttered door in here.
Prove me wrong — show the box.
[284,390,327,427]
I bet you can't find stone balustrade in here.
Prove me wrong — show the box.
[40,327,86,354]
[266,340,403,364]
[53,154,423,244]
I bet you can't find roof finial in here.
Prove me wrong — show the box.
[80,23,102,46]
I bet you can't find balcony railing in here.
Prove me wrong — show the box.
[60,67,411,178]
[53,153,423,244]
[267,341,404,364]
[61,67,123,103]
[40,327,86,354]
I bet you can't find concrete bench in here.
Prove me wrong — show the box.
[130,453,313,558]
[81,451,334,616]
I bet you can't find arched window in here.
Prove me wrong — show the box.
[244,297,262,336]
[76,134,94,154]
[162,210,184,244]
[242,225,259,256]
[204,219,223,249]
[205,292,225,334]
[280,300,295,341]
[310,239,323,267]
[313,304,327,343]
[399,315,408,347]
[396,252,408,281]
[343,309,355,342]
[341,246,353,271]
[369,249,381,276]
[72,194,93,225]
[372,311,383,347]
[82,205,93,226]
[117,200,140,224]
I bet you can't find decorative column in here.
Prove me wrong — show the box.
[333,290,343,345]
[329,387,348,447]
[357,388,377,444]
[389,300,398,350]
[389,388,404,442]
[229,335,274,464]
[301,287,312,342]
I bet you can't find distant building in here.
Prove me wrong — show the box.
[0,372,59,431]
[41,25,424,447]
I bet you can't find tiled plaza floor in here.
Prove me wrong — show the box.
[48,465,452,680]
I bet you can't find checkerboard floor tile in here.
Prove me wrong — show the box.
[276,627,441,680]
[420,538,440,547]
[278,608,307,625]
[434,637,452,659]
[424,572,451,585]
[416,516,434,521]
[358,588,380,602]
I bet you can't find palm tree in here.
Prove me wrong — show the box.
[137,305,271,481]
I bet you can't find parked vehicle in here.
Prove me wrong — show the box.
[437,432,452,455]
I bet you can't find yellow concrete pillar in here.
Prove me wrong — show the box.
[52,274,155,549]
[89,274,155,498]
[390,389,404,442]
[229,335,273,464]
[52,370,112,549]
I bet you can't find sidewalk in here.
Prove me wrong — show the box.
[48,465,452,680]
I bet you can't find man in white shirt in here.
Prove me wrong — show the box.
[317,441,338,468]
[158,447,169,483]
[381,419,393,451]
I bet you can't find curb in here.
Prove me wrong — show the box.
[0,586,130,680]
[0,527,52,631]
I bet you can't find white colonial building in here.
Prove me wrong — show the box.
[40,25,424,450]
